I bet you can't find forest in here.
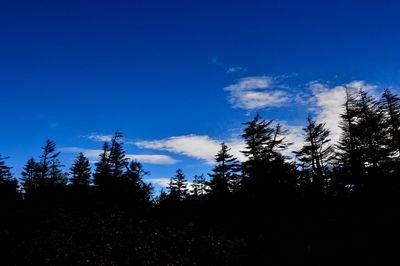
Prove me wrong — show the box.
[1,87,400,265]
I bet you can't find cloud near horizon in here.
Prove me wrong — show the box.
[135,135,247,164]
[60,147,178,165]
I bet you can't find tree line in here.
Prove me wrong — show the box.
[1,87,400,265]
[1,88,400,204]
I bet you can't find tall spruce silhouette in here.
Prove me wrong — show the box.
[192,174,207,197]
[294,116,334,195]
[70,152,91,188]
[21,157,42,196]
[0,154,18,201]
[380,89,400,156]
[208,142,241,197]
[337,87,363,192]
[39,139,67,188]
[167,169,188,201]
[241,113,293,196]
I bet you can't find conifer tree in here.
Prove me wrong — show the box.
[294,116,334,195]
[337,87,363,191]
[192,174,207,197]
[208,143,241,197]
[241,113,293,194]
[168,169,188,201]
[380,89,400,156]
[70,152,91,187]
[21,157,42,194]
[0,154,18,201]
[123,160,152,202]
[94,141,112,188]
[109,131,128,180]
[39,140,67,188]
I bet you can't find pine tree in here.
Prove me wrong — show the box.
[70,152,91,187]
[0,154,19,201]
[241,113,275,161]
[94,141,112,188]
[294,116,334,195]
[109,131,128,180]
[337,87,363,192]
[241,113,292,194]
[380,89,400,193]
[21,157,42,194]
[208,143,241,197]
[191,174,207,197]
[39,139,67,187]
[380,88,400,157]
[0,154,13,181]
[123,160,152,202]
[168,169,188,201]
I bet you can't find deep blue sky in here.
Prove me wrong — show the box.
[1,0,400,190]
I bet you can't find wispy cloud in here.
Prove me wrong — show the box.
[60,147,178,165]
[309,80,378,142]
[87,134,113,142]
[223,76,289,110]
[211,57,247,74]
[226,66,247,74]
[136,135,246,164]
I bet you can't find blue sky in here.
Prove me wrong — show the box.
[1,0,400,191]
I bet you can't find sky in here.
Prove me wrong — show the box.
[1,0,400,191]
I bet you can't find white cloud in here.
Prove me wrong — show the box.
[60,147,178,165]
[310,80,378,142]
[224,76,289,110]
[145,178,171,187]
[226,66,247,73]
[125,154,178,164]
[136,135,246,164]
[284,125,305,155]
[87,134,113,142]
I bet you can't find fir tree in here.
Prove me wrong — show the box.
[94,141,112,188]
[0,154,19,201]
[70,152,91,187]
[208,143,241,197]
[21,157,42,194]
[294,116,334,195]
[168,169,188,201]
[192,174,207,197]
[109,131,128,180]
[380,88,400,157]
[39,140,67,188]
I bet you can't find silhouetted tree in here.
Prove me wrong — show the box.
[380,89,400,192]
[168,169,188,201]
[241,114,293,196]
[39,139,67,188]
[109,131,129,180]
[380,89,400,156]
[294,116,334,195]
[70,152,91,188]
[337,87,363,193]
[94,141,112,189]
[208,143,241,197]
[0,154,18,202]
[123,160,153,203]
[191,174,207,197]
[21,157,42,195]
